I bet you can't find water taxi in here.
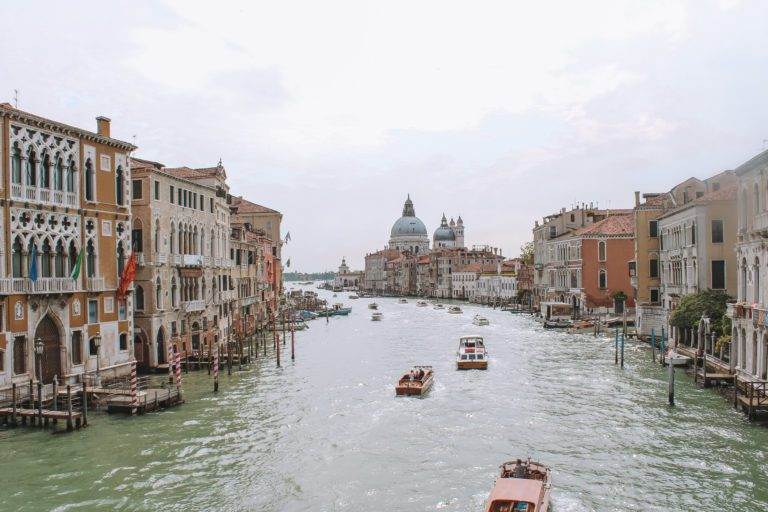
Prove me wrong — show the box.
[448,305,463,314]
[433,303,445,310]
[395,366,433,396]
[317,304,352,317]
[371,312,383,321]
[398,298,408,304]
[485,459,551,512]
[540,302,572,329]
[473,315,490,326]
[349,294,359,299]
[567,319,595,334]
[368,302,379,310]
[416,300,429,307]
[457,335,488,370]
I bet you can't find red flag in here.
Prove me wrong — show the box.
[118,252,137,298]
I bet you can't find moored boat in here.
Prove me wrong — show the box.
[395,366,433,396]
[473,315,490,326]
[665,351,690,366]
[368,302,379,310]
[416,300,429,307]
[371,312,383,321]
[398,298,408,304]
[448,305,463,314]
[485,459,551,512]
[567,319,595,334]
[349,294,359,299]
[543,319,572,329]
[457,335,488,370]
[433,303,445,310]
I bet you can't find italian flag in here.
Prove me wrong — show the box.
[70,247,84,279]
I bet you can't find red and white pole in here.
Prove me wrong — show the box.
[213,345,219,393]
[130,360,138,415]
[174,348,182,387]
[167,343,174,384]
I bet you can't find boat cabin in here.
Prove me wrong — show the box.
[486,460,551,512]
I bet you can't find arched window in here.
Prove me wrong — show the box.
[54,157,64,191]
[598,269,607,289]
[86,240,97,278]
[755,257,761,303]
[155,277,163,309]
[135,285,145,310]
[171,277,178,307]
[117,242,126,278]
[25,148,37,186]
[68,241,77,274]
[741,258,748,302]
[41,239,52,278]
[154,223,161,252]
[170,222,175,254]
[66,159,76,193]
[11,144,21,184]
[84,158,95,201]
[40,153,50,189]
[115,165,124,206]
[12,236,23,277]
[54,240,65,277]
[598,241,606,262]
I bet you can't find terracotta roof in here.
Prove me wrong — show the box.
[571,214,634,237]
[165,165,224,180]
[417,255,430,264]
[230,196,280,215]
[130,157,164,171]
[695,184,737,203]
[455,263,499,273]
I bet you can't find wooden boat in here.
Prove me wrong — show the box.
[473,315,490,326]
[448,305,463,314]
[567,319,595,334]
[395,366,433,396]
[665,351,691,366]
[317,304,352,317]
[368,302,379,310]
[416,300,429,307]
[543,319,572,329]
[457,335,488,370]
[398,298,408,304]
[485,459,551,512]
[433,303,445,310]
[371,312,383,321]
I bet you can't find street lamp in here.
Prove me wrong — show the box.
[34,337,44,382]
[93,334,102,386]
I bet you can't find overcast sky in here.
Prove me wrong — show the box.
[1,1,767,271]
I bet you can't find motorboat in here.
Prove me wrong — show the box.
[567,319,596,334]
[540,302,573,328]
[395,366,433,396]
[433,303,445,310]
[398,298,408,304]
[349,294,359,299]
[416,300,429,307]
[296,310,318,321]
[317,304,352,317]
[457,335,488,370]
[473,315,490,326]
[448,305,463,314]
[665,351,691,366]
[543,319,572,329]
[368,302,379,310]
[485,459,551,512]
[371,312,383,321]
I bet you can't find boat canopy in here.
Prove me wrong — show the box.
[487,479,543,511]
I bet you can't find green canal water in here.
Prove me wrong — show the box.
[1,285,767,511]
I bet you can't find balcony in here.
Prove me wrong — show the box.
[183,254,203,267]
[214,258,223,267]
[10,183,78,208]
[202,256,212,266]
[184,300,205,312]
[154,252,168,265]
[171,254,183,266]
[86,277,106,292]
[135,252,145,266]
[8,277,78,294]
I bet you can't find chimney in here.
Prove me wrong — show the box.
[96,116,111,138]
[634,191,640,207]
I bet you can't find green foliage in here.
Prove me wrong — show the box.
[519,242,534,264]
[612,291,627,301]
[669,290,732,335]
[283,271,336,282]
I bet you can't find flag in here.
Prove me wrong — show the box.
[117,252,137,298]
[29,244,38,282]
[286,258,291,268]
[284,231,291,243]
[70,247,84,279]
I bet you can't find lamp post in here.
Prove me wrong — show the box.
[93,334,102,387]
[34,337,43,426]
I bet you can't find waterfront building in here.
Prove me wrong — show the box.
[332,258,363,290]
[475,263,518,304]
[229,220,269,345]
[657,179,737,346]
[130,158,232,370]
[363,249,401,293]
[0,104,137,387]
[532,204,609,309]
[451,263,495,300]
[544,213,635,315]
[727,151,768,379]
[389,195,429,254]
[632,171,737,338]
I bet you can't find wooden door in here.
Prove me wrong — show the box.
[35,316,61,383]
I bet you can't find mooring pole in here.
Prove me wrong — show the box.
[668,359,675,406]
[651,328,656,362]
[620,333,625,369]
[213,346,219,393]
[660,328,666,367]
[82,379,88,427]
[37,380,43,428]
[11,383,17,426]
[614,328,619,365]
[291,315,296,361]
[66,385,73,432]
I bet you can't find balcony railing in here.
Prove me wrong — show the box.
[171,254,183,266]
[184,300,205,312]
[86,277,106,292]
[183,254,203,266]
[10,184,78,208]
[9,277,78,294]
[155,252,168,265]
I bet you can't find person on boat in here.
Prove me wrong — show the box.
[512,459,526,478]
[416,368,424,380]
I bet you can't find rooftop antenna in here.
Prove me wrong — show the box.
[13,89,19,108]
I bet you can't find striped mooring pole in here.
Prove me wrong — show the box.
[130,360,138,415]
[167,343,174,384]
[174,348,182,387]
[213,346,219,393]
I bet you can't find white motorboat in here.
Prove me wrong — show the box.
[473,315,490,326]
[434,304,445,310]
[448,305,463,314]
[416,300,429,307]
[368,302,379,310]
[457,335,488,370]
[371,312,383,321]
[398,298,408,304]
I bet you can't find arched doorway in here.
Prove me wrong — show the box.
[35,315,61,383]
[191,322,201,353]
[134,331,150,370]
[156,327,166,364]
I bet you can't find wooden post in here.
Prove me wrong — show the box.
[82,378,89,427]
[282,310,287,346]
[693,345,698,386]
[668,359,675,406]
[52,376,58,411]
[66,385,73,431]
[660,328,666,367]
[227,338,232,376]
[291,316,295,361]
[263,327,267,357]
[651,328,656,363]
[207,338,211,375]
[213,345,219,393]
[37,380,43,428]
[614,329,618,365]
[748,383,754,421]
[620,333,625,369]
[11,383,17,427]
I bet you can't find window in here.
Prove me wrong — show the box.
[119,333,128,351]
[598,241,606,262]
[649,220,658,238]
[650,288,660,304]
[89,337,99,356]
[711,260,725,290]
[86,240,97,278]
[85,158,95,201]
[118,299,127,320]
[210,197,214,213]
[88,299,99,324]
[691,223,696,244]
[156,278,163,309]
[570,214,575,222]
[100,154,111,171]
[650,259,659,278]
[115,166,125,205]
[177,188,182,205]
[200,195,205,211]
[169,185,175,203]
[135,285,145,310]
[104,297,114,314]
[71,331,83,365]
[53,158,63,191]
[13,336,26,375]
[11,145,21,184]
[132,228,143,252]
[549,226,556,238]
[598,269,607,289]
[132,179,143,199]
[711,220,724,244]
[154,180,160,200]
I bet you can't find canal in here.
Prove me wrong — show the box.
[1,285,767,511]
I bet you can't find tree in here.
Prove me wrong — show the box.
[519,241,534,264]
[669,290,732,336]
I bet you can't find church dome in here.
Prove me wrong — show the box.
[390,195,428,237]
[433,214,456,241]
